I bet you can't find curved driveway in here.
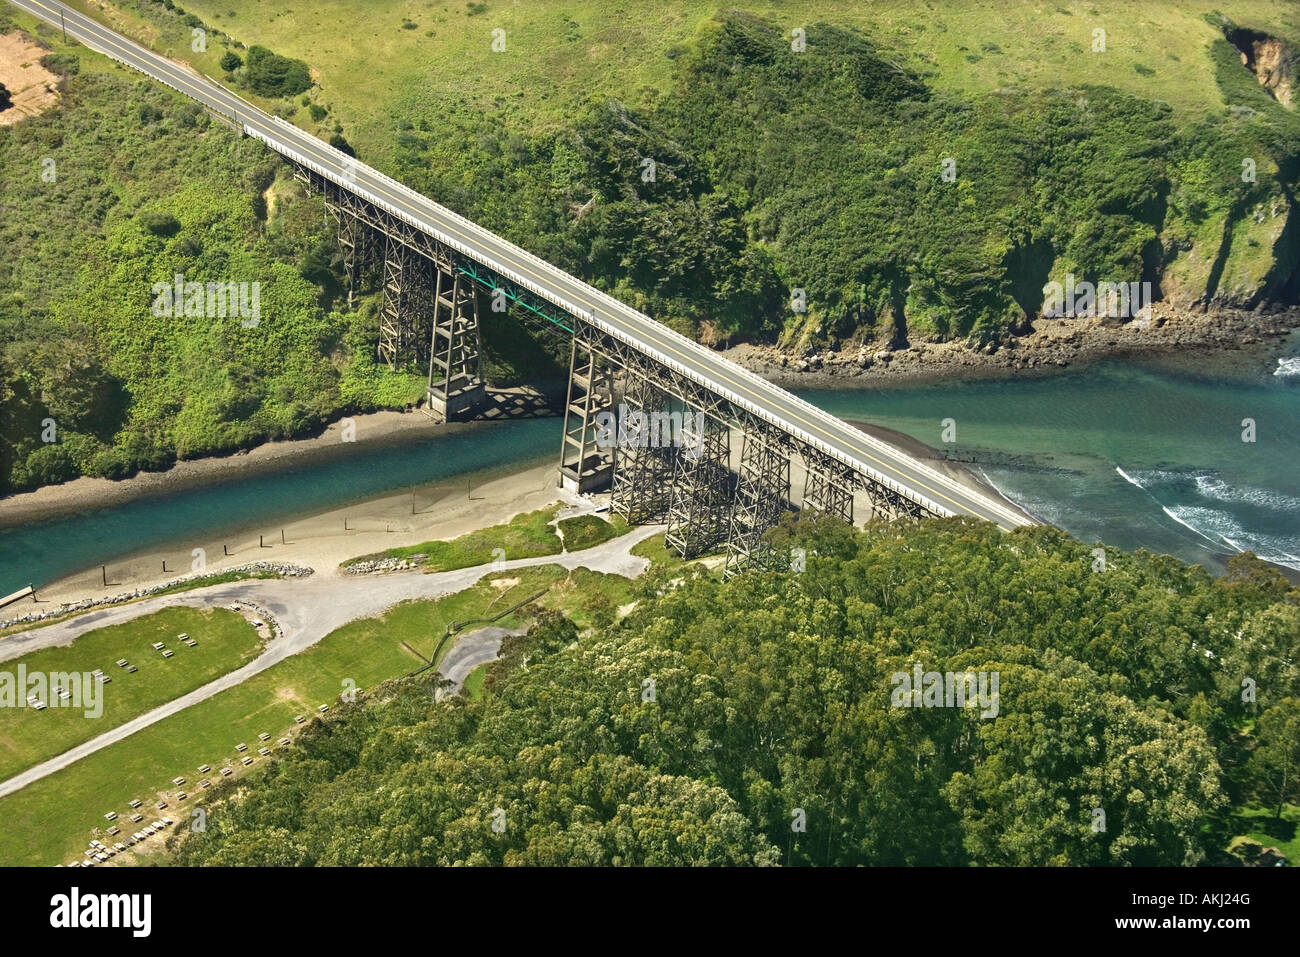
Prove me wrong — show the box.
[0,525,662,798]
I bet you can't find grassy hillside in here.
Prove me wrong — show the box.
[76,1,1300,136]
[74,0,1300,341]
[5,1,1300,494]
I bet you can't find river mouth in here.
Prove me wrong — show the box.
[2,348,1297,598]
[796,352,1300,578]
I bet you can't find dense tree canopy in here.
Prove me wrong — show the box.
[243,45,311,98]
[172,517,1298,866]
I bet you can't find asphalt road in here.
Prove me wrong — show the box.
[10,0,1035,531]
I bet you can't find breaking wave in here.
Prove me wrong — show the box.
[1118,466,1300,570]
[1274,356,1300,377]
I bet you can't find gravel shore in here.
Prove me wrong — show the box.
[724,304,1300,389]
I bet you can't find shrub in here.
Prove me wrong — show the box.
[88,448,133,480]
[39,53,80,76]
[23,444,76,486]
[138,210,181,237]
[244,45,311,98]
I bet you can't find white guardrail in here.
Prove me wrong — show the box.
[257,120,1032,528]
[33,0,1029,528]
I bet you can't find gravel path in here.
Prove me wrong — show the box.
[0,525,662,798]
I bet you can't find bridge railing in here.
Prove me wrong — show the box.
[40,0,1030,528]
[257,121,1032,528]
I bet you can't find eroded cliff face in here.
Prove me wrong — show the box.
[1162,189,1298,311]
[1157,27,1300,312]
[1231,29,1296,109]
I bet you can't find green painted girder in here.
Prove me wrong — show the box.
[455,262,575,334]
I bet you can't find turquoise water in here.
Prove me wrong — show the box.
[800,355,1300,573]
[0,418,558,594]
[1,354,1296,595]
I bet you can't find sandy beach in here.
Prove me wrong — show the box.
[14,457,572,609]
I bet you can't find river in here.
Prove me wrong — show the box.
[806,352,1300,574]
[0,351,1296,594]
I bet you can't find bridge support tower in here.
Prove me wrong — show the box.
[723,428,792,579]
[379,239,435,369]
[610,375,677,524]
[558,338,615,493]
[664,412,732,558]
[426,269,487,421]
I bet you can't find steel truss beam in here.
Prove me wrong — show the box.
[801,450,858,524]
[571,324,732,421]
[455,260,575,338]
[299,164,572,349]
[296,166,459,272]
[664,412,732,558]
[558,337,615,493]
[609,373,679,524]
[861,474,940,522]
[723,427,792,579]
[427,268,487,422]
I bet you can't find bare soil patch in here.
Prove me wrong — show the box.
[0,32,60,126]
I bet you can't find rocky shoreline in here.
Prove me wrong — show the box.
[724,304,1300,388]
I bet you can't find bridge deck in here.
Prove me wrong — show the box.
[12,0,1036,532]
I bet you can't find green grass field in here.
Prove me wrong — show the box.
[1230,804,1300,862]
[462,662,488,700]
[344,505,564,570]
[57,0,1300,171]
[0,562,642,866]
[556,512,625,551]
[0,607,262,781]
[344,506,629,572]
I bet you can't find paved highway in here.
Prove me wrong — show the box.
[11,0,1035,531]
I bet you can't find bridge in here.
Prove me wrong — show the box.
[13,0,1035,574]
